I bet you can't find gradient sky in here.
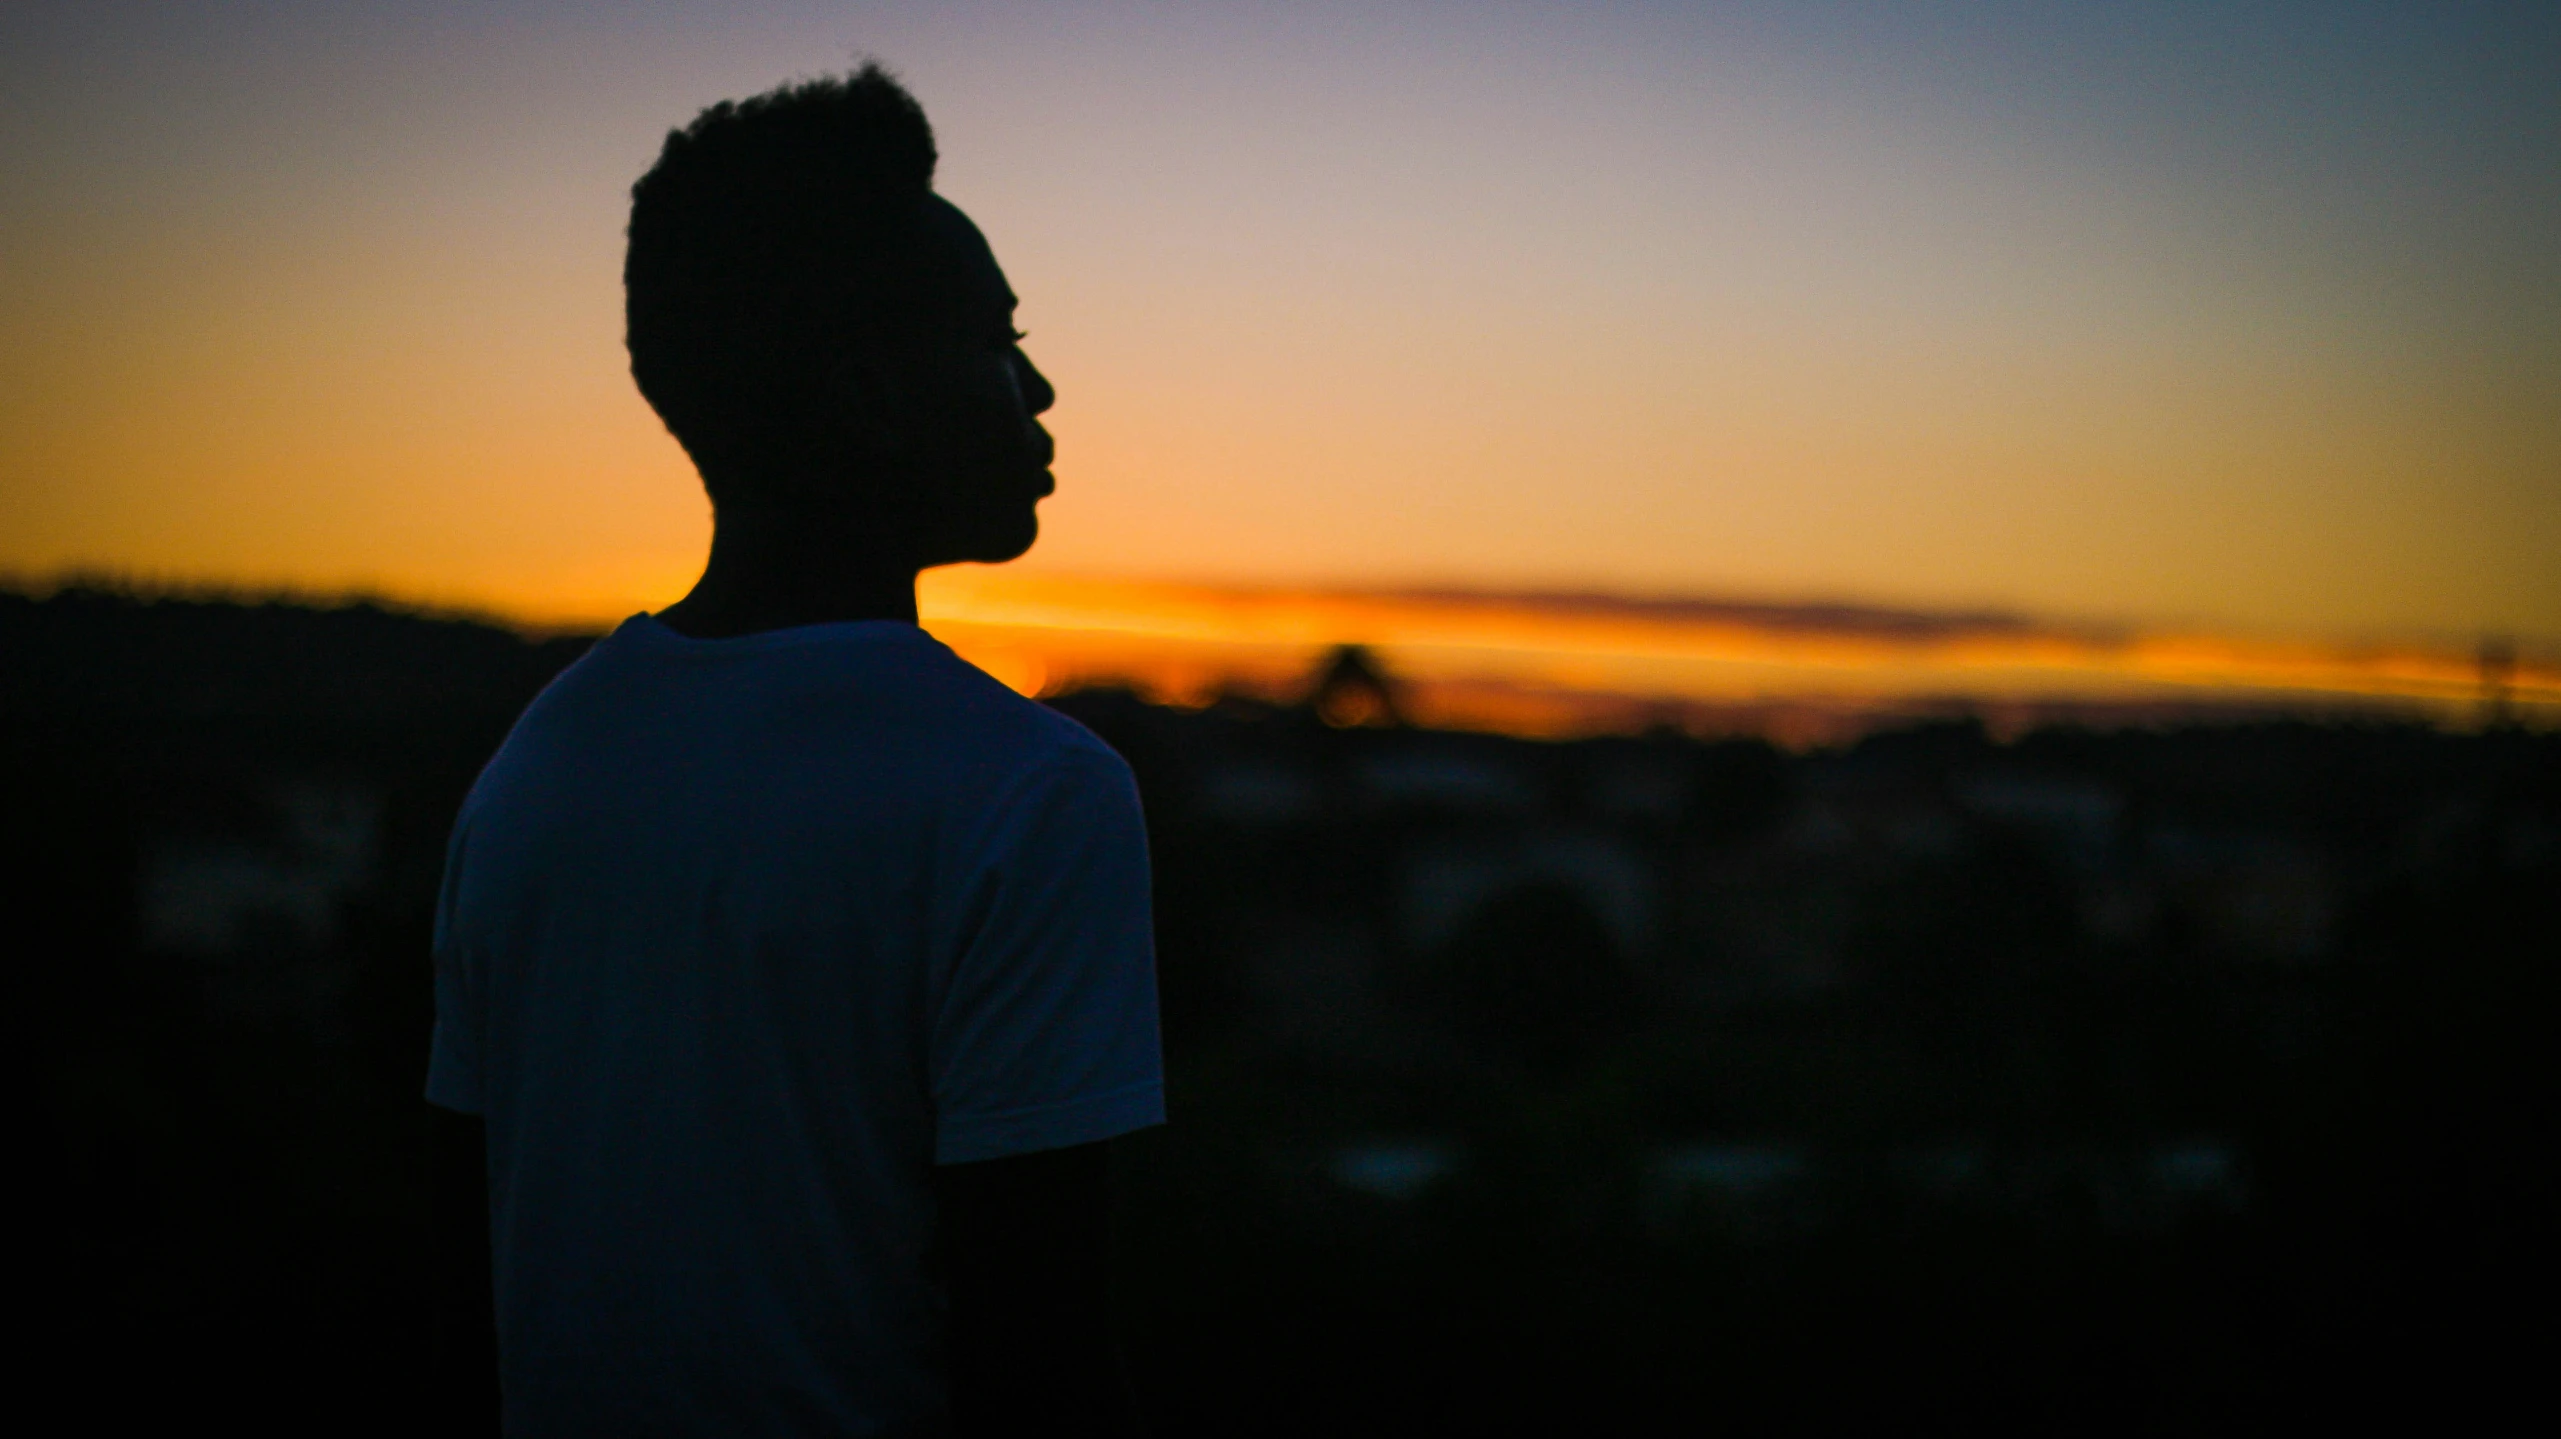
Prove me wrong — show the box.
[4,1,2556,647]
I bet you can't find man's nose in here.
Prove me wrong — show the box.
[1013,352,1056,416]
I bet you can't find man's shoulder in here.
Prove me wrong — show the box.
[470,617,1133,799]
[658,618,1133,787]
[949,671,1134,792]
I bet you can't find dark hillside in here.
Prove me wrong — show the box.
[7,588,2552,1433]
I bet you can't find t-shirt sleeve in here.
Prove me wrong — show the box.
[929,743,1165,1165]
[424,813,486,1114]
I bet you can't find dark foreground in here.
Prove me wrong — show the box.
[10,588,2553,1433]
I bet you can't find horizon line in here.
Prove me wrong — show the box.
[15,570,2555,738]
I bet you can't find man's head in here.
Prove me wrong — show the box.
[625,66,1053,567]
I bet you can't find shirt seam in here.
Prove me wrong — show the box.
[615,611,943,659]
[936,1076,1164,1131]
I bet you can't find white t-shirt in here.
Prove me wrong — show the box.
[426,613,1163,1438]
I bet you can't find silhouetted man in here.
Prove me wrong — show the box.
[426,67,1160,1437]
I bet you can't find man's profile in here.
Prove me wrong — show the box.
[426,66,1161,1436]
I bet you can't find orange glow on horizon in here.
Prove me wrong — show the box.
[901,571,2557,741]
[14,566,2545,744]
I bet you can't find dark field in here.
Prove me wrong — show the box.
[10,587,2552,1433]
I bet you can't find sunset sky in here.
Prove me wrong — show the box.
[5,2,2555,726]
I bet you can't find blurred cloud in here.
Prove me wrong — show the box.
[914,571,2560,738]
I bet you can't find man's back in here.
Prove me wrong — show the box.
[428,615,1162,1436]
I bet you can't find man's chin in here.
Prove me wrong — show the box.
[933,511,1038,567]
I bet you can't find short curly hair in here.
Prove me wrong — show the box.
[624,65,938,502]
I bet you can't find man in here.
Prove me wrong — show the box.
[426,67,1161,1436]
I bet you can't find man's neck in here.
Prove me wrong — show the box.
[654,505,920,639]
